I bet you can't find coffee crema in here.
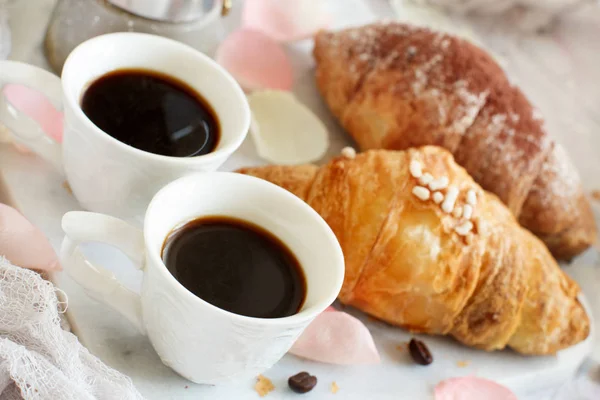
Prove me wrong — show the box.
[161,216,306,319]
[81,69,219,157]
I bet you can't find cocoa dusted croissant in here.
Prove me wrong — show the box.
[313,22,596,260]
[237,147,590,355]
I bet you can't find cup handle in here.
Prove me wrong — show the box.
[60,211,146,334]
[0,60,63,171]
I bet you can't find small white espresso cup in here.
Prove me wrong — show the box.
[0,33,250,219]
[60,172,345,384]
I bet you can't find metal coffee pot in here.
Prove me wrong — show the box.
[44,0,232,73]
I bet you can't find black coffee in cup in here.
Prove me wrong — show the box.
[81,69,219,157]
[161,216,307,318]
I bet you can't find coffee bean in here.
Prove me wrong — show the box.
[409,338,433,365]
[288,372,317,394]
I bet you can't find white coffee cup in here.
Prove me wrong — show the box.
[60,172,345,384]
[0,32,250,220]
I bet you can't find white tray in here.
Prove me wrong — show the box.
[2,0,600,399]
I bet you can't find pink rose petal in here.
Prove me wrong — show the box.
[2,84,64,143]
[290,310,380,365]
[242,0,331,42]
[435,377,517,400]
[0,203,61,272]
[215,28,293,92]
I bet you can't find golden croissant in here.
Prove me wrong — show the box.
[237,147,589,355]
[313,22,596,260]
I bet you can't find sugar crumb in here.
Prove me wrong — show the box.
[341,146,357,159]
[254,375,275,397]
[396,342,408,352]
[62,181,73,196]
[456,360,470,368]
[331,381,339,394]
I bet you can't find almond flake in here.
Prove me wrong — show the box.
[341,146,356,159]
[429,176,449,191]
[455,221,473,236]
[419,173,434,186]
[412,186,430,201]
[466,189,477,206]
[409,160,423,178]
[442,186,459,213]
[463,204,473,219]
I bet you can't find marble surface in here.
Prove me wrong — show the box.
[2,0,600,399]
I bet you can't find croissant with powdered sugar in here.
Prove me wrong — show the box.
[312,22,596,260]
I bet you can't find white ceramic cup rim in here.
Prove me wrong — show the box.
[143,172,345,326]
[61,32,250,166]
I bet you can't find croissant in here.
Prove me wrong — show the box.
[237,147,590,355]
[313,22,596,260]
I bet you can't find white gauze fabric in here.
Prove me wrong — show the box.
[0,257,144,400]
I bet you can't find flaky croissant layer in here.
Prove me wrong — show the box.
[238,147,589,355]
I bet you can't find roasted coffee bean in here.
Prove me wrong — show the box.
[409,338,433,365]
[288,372,317,394]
